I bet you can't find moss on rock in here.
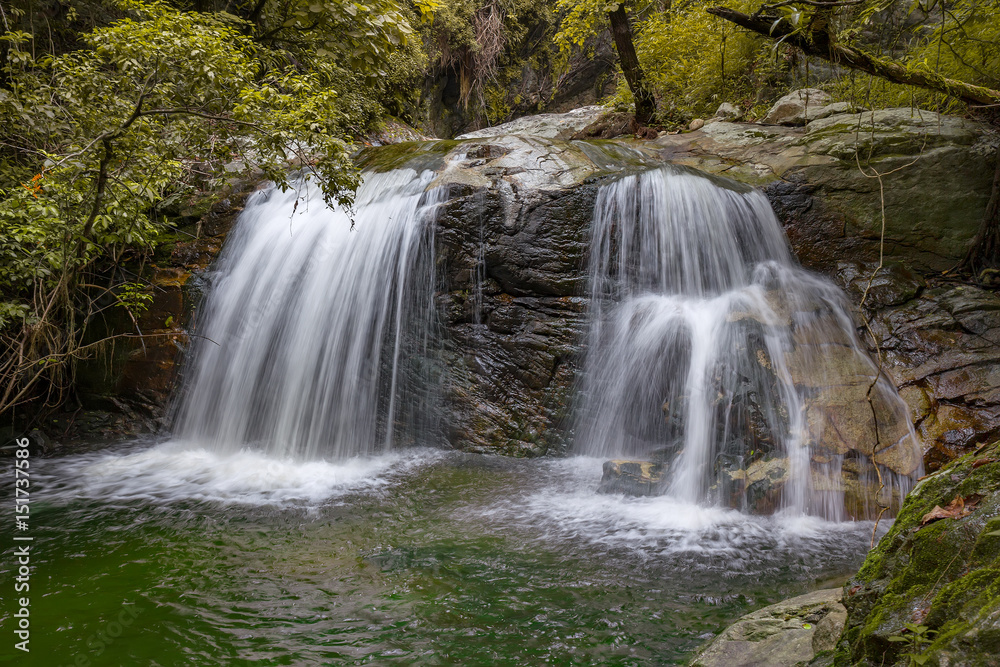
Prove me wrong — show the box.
[834,440,1000,666]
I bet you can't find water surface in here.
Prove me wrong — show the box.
[2,441,880,666]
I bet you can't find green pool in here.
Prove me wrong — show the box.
[2,440,879,666]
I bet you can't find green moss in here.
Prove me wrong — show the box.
[838,441,1000,665]
[356,140,461,173]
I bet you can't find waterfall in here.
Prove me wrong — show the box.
[577,167,921,519]
[171,169,444,460]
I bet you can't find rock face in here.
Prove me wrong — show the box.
[72,186,256,440]
[835,440,1000,666]
[654,108,996,273]
[838,264,1000,470]
[690,588,848,667]
[363,136,663,456]
[75,107,997,472]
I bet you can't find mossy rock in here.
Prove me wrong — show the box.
[834,440,1000,666]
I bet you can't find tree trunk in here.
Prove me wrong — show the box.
[706,6,1000,108]
[607,5,656,125]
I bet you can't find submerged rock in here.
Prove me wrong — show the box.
[725,457,791,514]
[598,460,667,496]
[690,587,847,667]
[835,439,1000,666]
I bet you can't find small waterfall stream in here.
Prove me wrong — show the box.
[168,149,919,519]
[577,167,921,519]
[172,169,444,459]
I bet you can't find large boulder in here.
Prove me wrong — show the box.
[363,135,664,456]
[690,587,848,667]
[598,460,667,496]
[763,88,833,125]
[655,108,996,274]
[834,440,1000,666]
[456,106,607,141]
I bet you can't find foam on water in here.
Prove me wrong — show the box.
[462,457,883,571]
[38,441,444,506]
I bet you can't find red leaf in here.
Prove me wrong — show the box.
[920,494,979,526]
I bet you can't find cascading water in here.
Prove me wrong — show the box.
[18,141,929,667]
[577,166,922,519]
[171,169,444,460]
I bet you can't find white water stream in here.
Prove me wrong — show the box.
[577,167,921,518]
[171,170,445,459]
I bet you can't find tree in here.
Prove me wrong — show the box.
[556,0,656,123]
[607,3,656,123]
[0,0,417,418]
[707,0,1000,273]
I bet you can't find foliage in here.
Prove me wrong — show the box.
[419,0,562,127]
[555,0,1000,124]
[887,622,936,665]
[555,0,794,123]
[629,0,792,120]
[830,0,1000,113]
[0,0,416,417]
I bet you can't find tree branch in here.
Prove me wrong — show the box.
[706,6,1000,107]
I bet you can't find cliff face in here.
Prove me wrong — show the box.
[73,108,999,472]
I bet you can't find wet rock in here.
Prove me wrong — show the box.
[811,455,907,520]
[762,88,832,126]
[597,460,667,496]
[838,261,925,309]
[424,135,664,456]
[862,282,1000,470]
[456,105,606,141]
[836,440,1000,666]
[690,587,847,666]
[726,457,791,514]
[651,108,994,273]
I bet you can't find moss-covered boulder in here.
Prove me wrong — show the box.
[834,440,1000,666]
